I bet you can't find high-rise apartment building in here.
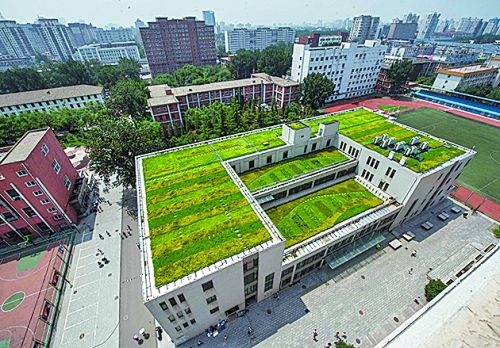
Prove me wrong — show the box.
[140,17,216,77]
[291,38,387,102]
[202,10,216,27]
[0,20,36,59]
[349,15,380,43]
[32,19,75,61]
[387,21,418,41]
[0,128,89,247]
[67,22,97,47]
[95,27,135,43]
[482,18,499,35]
[403,13,419,24]
[73,42,140,64]
[224,27,296,52]
[417,13,440,40]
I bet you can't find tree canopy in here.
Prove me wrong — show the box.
[0,58,141,93]
[388,60,414,94]
[150,64,234,87]
[458,85,500,101]
[86,114,165,187]
[228,43,293,79]
[300,73,335,110]
[106,79,149,119]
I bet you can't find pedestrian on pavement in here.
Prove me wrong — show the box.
[335,332,340,339]
[133,334,139,341]
[408,268,413,275]
[127,224,131,231]
[136,243,140,250]
[224,334,228,341]
[197,340,203,346]
[342,331,347,339]
[313,329,318,341]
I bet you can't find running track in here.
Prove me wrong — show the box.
[323,97,500,127]
[323,96,500,221]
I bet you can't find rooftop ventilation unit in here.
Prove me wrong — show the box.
[381,133,388,142]
[395,141,405,151]
[373,136,380,145]
[388,137,395,146]
[381,139,388,148]
[420,142,428,151]
[388,151,395,160]
[410,136,420,146]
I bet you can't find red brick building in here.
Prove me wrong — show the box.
[140,17,217,77]
[147,73,300,127]
[0,128,86,247]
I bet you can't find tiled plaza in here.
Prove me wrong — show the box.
[182,199,498,347]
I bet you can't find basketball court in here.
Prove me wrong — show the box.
[0,236,73,348]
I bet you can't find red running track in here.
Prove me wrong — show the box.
[452,186,500,222]
[323,96,500,128]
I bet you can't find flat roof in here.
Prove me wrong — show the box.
[0,85,103,108]
[0,128,49,164]
[147,74,298,107]
[437,65,498,77]
[138,108,470,288]
[304,109,466,173]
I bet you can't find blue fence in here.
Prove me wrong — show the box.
[413,90,500,120]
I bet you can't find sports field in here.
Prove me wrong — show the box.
[396,107,500,203]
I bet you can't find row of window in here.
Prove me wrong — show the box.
[366,156,380,169]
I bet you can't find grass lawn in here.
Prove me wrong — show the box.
[306,109,464,173]
[396,107,500,203]
[239,148,348,192]
[266,179,383,247]
[142,127,288,287]
[378,105,409,113]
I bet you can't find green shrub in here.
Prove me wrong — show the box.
[425,279,447,301]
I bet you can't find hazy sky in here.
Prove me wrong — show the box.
[2,0,499,27]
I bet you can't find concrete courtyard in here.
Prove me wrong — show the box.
[181,199,498,348]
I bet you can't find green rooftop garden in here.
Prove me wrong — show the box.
[143,129,286,287]
[239,148,349,192]
[288,121,309,130]
[266,179,383,247]
[305,109,464,173]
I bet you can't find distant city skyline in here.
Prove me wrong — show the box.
[1,0,499,27]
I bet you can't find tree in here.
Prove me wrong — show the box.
[41,59,95,87]
[414,74,436,86]
[425,279,446,301]
[387,60,414,94]
[149,64,234,87]
[257,43,293,77]
[106,79,149,119]
[300,73,335,110]
[335,340,355,348]
[0,67,47,93]
[228,50,259,79]
[86,115,165,187]
[115,58,141,80]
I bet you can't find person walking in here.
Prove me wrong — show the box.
[313,329,318,341]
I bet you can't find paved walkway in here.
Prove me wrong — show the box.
[119,189,160,348]
[51,181,123,348]
[181,200,497,348]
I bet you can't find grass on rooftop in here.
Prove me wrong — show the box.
[306,109,464,173]
[288,122,308,130]
[239,148,348,192]
[143,128,287,287]
[266,179,383,247]
[396,107,500,203]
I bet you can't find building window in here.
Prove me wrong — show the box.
[266,155,272,164]
[33,190,43,196]
[159,302,168,311]
[175,326,182,332]
[53,214,63,221]
[184,307,191,315]
[389,169,396,178]
[206,295,217,304]
[41,144,49,157]
[168,297,177,306]
[283,151,288,160]
[264,272,274,292]
[178,294,186,303]
[47,207,57,213]
[176,311,183,318]
[25,181,36,187]
[209,307,219,314]
[326,139,331,147]
[63,176,71,190]
[40,199,50,205]
[16,170,28,177]
[51,160,61,174]
[248,160,255,169]
[190,319,196,324]
[23,207,36,217]
[202,280,214,292]
[182,322,189,328]
[311,143,317,151]
[6,189,20,201]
